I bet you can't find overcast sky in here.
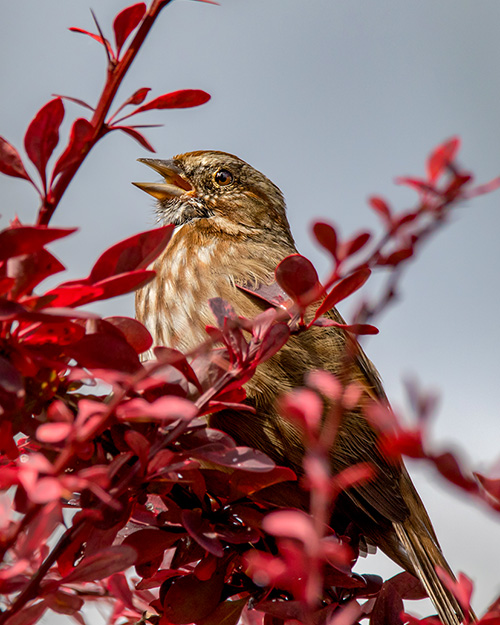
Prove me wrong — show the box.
[1,0,500,620]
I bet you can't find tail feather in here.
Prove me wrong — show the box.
[393,521,467,625]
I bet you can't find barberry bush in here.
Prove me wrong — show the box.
[0,2,499,625]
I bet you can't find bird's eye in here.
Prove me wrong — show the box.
[214,168,234,187]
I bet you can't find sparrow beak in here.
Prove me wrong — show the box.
[133,158,193,201]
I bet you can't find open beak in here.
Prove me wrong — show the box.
[133,158,193,201]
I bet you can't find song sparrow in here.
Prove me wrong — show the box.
[134,150,464,625]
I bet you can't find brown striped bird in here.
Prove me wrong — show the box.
[134,150,467,625]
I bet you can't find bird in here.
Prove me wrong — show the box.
[134,150,465,625]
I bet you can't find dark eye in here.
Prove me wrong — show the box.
[214,168,234,186]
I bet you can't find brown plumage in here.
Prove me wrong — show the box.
[134,150,465,625]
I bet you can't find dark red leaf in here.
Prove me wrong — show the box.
[53,94,95,111]
[44,589,83,615]
[182,509,224,557]
[314,267,371,320]
[192,444,275,472]
[61,545,137,584]
[69,27,114,56]
[113,3,146,55]
[198,598,247,625]
[162,571,224,624]
[427,137,460,182]
[237,280,289,308]
[385,572,427,600]
[126,89,211,118]
[313,222,338,258]
[369,196,392,223]
[0,225,77,262]
[370,579,404,625]
[114,125,156,152]
[122,528,183,565]
[69,333,142,373]
[104,316,152,354]
[24,98,65,189]
[87,225,174,282]
[275,254,320,301]
[52,118,94,181]
[0,136,34,183]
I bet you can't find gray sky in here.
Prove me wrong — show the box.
[1,0,499,619]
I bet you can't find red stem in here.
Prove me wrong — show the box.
[36,0,174,227]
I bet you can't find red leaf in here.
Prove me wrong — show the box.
[122,528,183,565]
[197,598,247,625]
[338,231,371,261]
[69,27,114,56]
[230,465,296,497]
[3,601,47,625]
[436,569,473,613]
[369,579,404,625]
[275,254,320,301]
[154,346,203,391]
[113,3,146,55]
[117,396,197,422]
[104,316,152,354]
[24,98,65,190]
[126,89,211,118]
[114,125,156,152]
[87,225,174,282]
[124,87,151,107]
[432,452,479,493]
[6,248,65,298]
[36,422,73,443]
[263,509,315,545]
[52,118,94,181]
[17,319,85,346]
[0,136,34,183]
[279,388,323,434]
[254,323,290,364]
[42,284,104,308]
[192,444,275,472]
[314,267,371,320]
[61,545,137,584]
[427,137,460,182]
[313,222,337,258]
[0,225,77,262]
[369,196,392,223]
[377,247,413,266]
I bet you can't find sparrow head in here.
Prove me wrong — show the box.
[133,150,293,241]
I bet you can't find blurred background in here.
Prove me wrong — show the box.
[1,0,499,620]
